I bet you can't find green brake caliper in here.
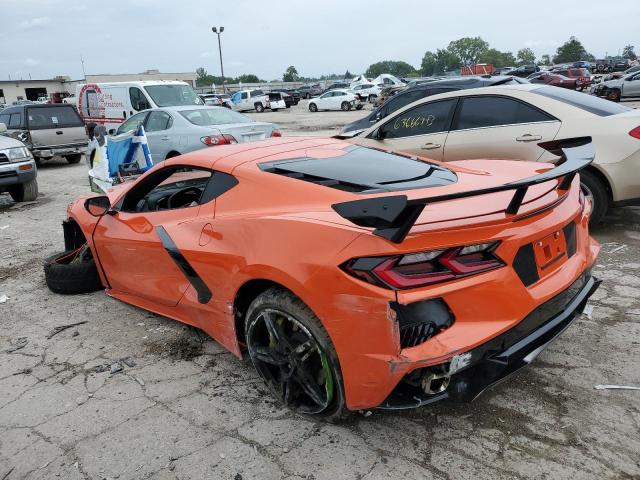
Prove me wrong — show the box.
[319,350,334,403]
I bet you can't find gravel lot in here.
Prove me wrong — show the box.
[1,102,639,480]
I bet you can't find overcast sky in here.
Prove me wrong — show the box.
[1,0,638,81]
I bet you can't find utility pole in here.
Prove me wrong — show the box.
[212,27,225,92]
[81,55,86,79]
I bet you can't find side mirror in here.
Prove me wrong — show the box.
[84,196,112,217]
[0,122,6,133]
[372,128,386,140]
[108,128,117,135]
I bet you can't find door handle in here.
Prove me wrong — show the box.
[421,142,441,150]
[160,136,170,141]
[56,131,63,135]
[516,134,542,142]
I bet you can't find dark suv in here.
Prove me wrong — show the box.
[0,104,87,165]
[340,76,528,133]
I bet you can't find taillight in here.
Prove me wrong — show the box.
[200,134,237,146]
[342,242,503,290]
[629,126,640,139]
[270,130,282,137]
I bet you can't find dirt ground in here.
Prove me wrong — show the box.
[1,102,639,480]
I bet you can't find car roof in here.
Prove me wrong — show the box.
[1,103,75,114]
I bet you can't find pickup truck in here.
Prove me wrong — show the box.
[0,104,87,165]
[0,122,38,201]
[230,89,278,113]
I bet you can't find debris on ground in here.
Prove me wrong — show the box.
[600,242,627,254]
[0,294,8,304]
[5,337,28,353]
[583,303,594,319]
[0,225,9,230]
[121,357,136,367]
[134,376,145,386]
[47,320,88,339]
[110,360,124,375]
[594,384,640,391]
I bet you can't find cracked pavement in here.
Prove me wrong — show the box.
[1,109,640,479]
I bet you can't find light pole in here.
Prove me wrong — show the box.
[212,26,225,92]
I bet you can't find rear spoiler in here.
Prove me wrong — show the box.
[331,137,594,243]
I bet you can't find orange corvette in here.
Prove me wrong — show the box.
[47,136,600,418]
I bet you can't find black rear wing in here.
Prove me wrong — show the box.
[331,138,594,243]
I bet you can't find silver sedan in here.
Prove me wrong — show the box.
[113,106,280,162]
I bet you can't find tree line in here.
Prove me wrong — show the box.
[197,37,636,86]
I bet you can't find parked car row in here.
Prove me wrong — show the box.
[340,83,640,224]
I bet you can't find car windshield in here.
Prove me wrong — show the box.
[179,108,251,126]
[533,86,631,116]
[143,85,202,107]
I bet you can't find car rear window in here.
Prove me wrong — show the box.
[532,86,631,116]
[180,108,251,126]
[259,145,457,193]
[26,106,83,129]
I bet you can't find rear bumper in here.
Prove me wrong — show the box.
[379,272,600,409]
[32,143,87,158]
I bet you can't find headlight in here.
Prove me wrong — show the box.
[0,147,31,162]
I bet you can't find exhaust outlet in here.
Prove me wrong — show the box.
[421,371,450,395]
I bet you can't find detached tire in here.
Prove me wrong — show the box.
[245,287,346,421]
[44,247,103,295]
[580,169,608,225]
[65,154,83,164]
[9,178,38,202]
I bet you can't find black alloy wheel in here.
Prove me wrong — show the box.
[246,296,342,416]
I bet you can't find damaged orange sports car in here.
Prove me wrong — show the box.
[47,136,600,418]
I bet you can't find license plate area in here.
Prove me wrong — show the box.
[533,230,567,275]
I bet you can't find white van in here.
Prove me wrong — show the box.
[75,80,202,132]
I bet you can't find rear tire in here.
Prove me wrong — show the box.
[9,178,38,202]
[65,154,83,164]
[580,169,608,225]
[309,103,318,112]
[44,247,104,295]
[245,288,347,421]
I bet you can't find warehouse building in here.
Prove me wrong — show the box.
[0,70,196,105]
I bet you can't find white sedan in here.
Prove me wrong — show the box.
[348,84,640,223]
[308,89,360,112]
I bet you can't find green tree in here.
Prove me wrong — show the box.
[365,60,416,78]
[447,37,489,66]
[623,44,637,60]
[516,48,536,66]
[195,67,223,87]
[539,54,552,66]
[553,37,593,63]
[421,50,460,75]
[479,48,516,68]
[344,70,353,79]
[236,74,260,83]
[282,66,299,82]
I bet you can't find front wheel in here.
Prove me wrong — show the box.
[245,288,346,419]
[309,103,318,112]
[606,89,621,102]
[580,169,608,225]
[255,103,265,113]
[9,178,38,202]
[341,102,351,111]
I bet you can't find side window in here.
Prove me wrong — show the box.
[454,96,553,130]
[116,112,147,135]
[129,87,150,111]
[9,113,22,128]
[0,113,9,125]
[379,99,457,139]
[241,92,248,100]
[120,166,237,213]
[145,111,172,132]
